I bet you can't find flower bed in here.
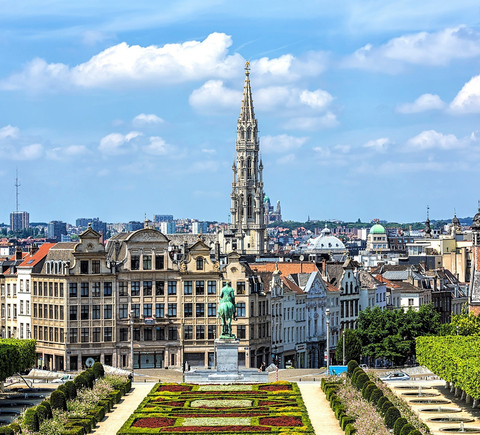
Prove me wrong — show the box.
[117,382,314,434]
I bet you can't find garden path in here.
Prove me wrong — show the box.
[92,382,154,435]
[298,382,344,435]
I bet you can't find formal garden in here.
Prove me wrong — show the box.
[117,382,314,434]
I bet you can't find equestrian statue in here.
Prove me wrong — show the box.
[218,282,237,339]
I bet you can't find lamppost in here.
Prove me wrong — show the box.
[130,309,135,379]
[343,330,346,366]
[326,308,331,375]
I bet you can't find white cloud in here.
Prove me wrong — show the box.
[133,113,164,127]
[46,145,89,160]
[283,113,339,130]
[344,25,480,71]
[363,137,391,151]
[256,86,334,111]
[98,131,142,155]
[202,149,216,154]
[396,94,446,113]
[142,136,172,155]
[14,144,43,160]
[189,80,242,110]
[450,74,480,113]
[404,130,473,150]
[276,153,296,165]
[0,125,19,139]
[0,33,244,92]
[261,134,308,153]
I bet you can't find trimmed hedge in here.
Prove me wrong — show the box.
[41,399,53,419]
[93,362,105,379]
[380,400,393,416]
[24,408,39,432]
[369,388,383,405]
[60,427,84,435]
[347,360,359,377]
[345,423,356,435]
[355,373,369,390]
[36,404,49,423]
[394,417,408,435]
[400,424,415,435]
[50,390,67,411]
[384,406,401,429]
[65,381,77,400]
[407,431,423,435]
[0,427,14,435]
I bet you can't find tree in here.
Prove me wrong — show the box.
[336,329,362,364]
[440,311,480,336]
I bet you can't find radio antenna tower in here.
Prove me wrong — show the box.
[15,169,20,214]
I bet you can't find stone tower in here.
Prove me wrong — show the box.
[469,203,480,314]
[228,62,266,255]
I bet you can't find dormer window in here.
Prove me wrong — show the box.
[80,261,89,274]
[196,257,204,271]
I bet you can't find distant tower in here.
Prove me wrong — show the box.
[229,62,266,254]
[424,206,432,238]
[451,210,461,236]
[469,202,480,314]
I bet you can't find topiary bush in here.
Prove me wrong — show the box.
[355,373,369,390]
[363,383,376,401]
[377,395,388,410]
[384,406,401,429]
[92,362,105,379]
[8,422,21,434]
[394,417,408,435]
[36,404,48,424]
[381,400,393,416]
[347,360,359,377]
[57,383,68,396]
[40,399,53,419]
[370,388,384,405]
[0,427,14,434]
[400,423,415,435]
[24,408,39,432]
[84,369,95,389]
[361,381,374,398]
[50,390,67,411]
[345,423,356,435]
[341,416,356,430]
[65,380,77,400]
[74,373,88,390]
[351,367,363,384]
[407,430,422,435]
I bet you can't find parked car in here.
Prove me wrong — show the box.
[52,374,74,383]
[380,372,410,381]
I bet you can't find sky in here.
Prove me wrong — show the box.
[1,0,480,225]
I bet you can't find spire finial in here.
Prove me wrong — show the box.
[245,60,250,74]
[426,205,430,220]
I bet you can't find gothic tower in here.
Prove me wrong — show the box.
[469,202,480,314]
[228,62,266,255]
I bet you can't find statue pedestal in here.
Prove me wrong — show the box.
[215,339,239,373]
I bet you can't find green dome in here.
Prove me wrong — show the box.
[263,195,270,203]
[370,224,386,234]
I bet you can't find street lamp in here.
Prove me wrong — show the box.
[130,309,135,379]
[326,308,331,375]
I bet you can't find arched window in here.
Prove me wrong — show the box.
[246,127,251,140]
[246,157,252,178]
[247,195,253,219]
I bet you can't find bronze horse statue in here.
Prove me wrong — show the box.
[218,282,237,338]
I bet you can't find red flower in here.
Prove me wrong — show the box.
[258,385,292,391]
[161,426,269,432]
[259,416,302,426]
[157,385,192,392]
[133,417,175,428]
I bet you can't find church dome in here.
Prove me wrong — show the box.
[305,226,345,252]
[370,223,386,235]
[473,210,480,230]
[263,195,270,203]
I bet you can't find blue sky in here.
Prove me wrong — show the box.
[1,1,480,224]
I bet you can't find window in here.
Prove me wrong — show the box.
[33,304,37,317]
[237,282,246,295]
[132,304,140,318]
[143,281,152,296]
[207,281,216,294]
[131,255,140,270]
[131,281,140,296]
[143,304,152,317]
[184,281,193,295]
[196,303,205,317]
[184,325,193,339]
[119,304,128,319]
[153,302,164,317]
[92,260,100,274]
[408,298,414,306]
[104,327,112,342]
[133,328,140,341]
[70,306,77,320]
[168,327,177,340]
[119,282,128,296]
[69,283,77,297]
[81,305,89,320]
[53,305,57,319]
[195,281,205,295]
[143,255,152,270]
[155,281,164,296]
[237,303,246,317]
[92,282,101,297]
[184,303,193,317]
[208,325,216,339]
[208,303,216,317]
[49,304,53,319]
[104,305,113,319]
[92,327,101,342]
[59,306,64,320]
[155,255,164,270]
[33,282,37,295]
[69,328,78,343]
[81,282,89,297]
[104,282,112,297]
[144,327,153,341]
[196,325,205,340]
[168,281,177,295]
[80,261,89,274]
[60,283,64,297]
[54,283,58,297]
[92,305,101,319]
[237,325,246,339]
[168,303,177,317]
[20,301,23,315]
[156,327,165,340]
[81,328,89,343]
[196,257,204,270]
[119,328,128,341]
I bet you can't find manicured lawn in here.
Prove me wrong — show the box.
[117,382,314,434]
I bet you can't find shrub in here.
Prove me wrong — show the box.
[40,399,53,419]
[92,362,105,379]
[60,427,84,435]
[50,390,67,411]
[74,374,88,390]
[0,427,14,434]
[370,388,384,405]
[407,431,422,435]
[355,373,369,390]
[345,423,356,435]
[377,395,388,410]
[65,380,77,400]
[347,360,359,377]
[84,369,95,388]
[341,416,356,430]
[384,406,401,429]
[381,400,393,416]
[361,381,374,398]
[57,383,68,397]
[109,390,122,404]
[88,405,106,423]
[400,423,415,435]
[363,383,376,401]
[394,417,408,435]
[8,422,21,434]
[36,404,49,423]
[351,367,363,384]
[24,408,39,432]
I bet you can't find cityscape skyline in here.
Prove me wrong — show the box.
[1,1,480,224]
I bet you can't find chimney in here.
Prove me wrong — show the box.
[29,244,39,256]
[15,246,23,260]
[215,241,220,262]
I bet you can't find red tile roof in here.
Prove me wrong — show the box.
[374,274,401,288]
[250,262,319,276]
[280,275,304,295]
[18,243,55,268]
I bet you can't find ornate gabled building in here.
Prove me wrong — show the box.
[226,62,266,255]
